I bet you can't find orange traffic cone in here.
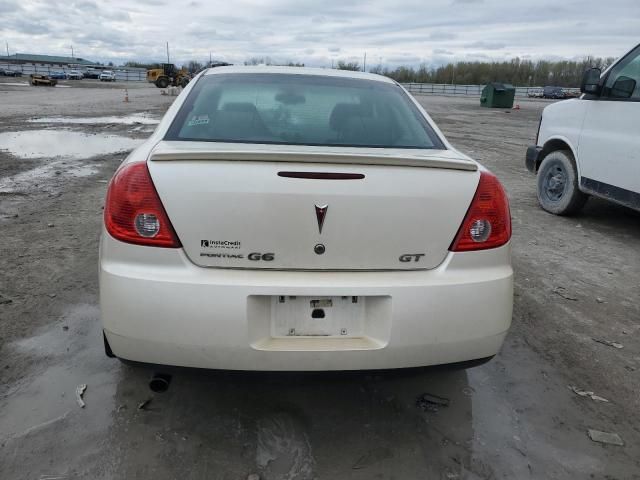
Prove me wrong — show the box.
[513,103,520,110]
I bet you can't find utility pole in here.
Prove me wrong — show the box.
[5,41,9,57]
[70,45,74,58]
[209,51,212,66]
[166,42,170,63]
[363,52,366,72]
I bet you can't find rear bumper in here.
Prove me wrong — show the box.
[100,234,513,371]
[526,145,543,172]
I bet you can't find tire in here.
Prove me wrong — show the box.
[155,77,169,88]
[537,150,588,215]
[180,77,189,88]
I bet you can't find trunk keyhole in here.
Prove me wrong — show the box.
[311,308,325,319]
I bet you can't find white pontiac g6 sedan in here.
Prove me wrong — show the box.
[100,67,513,371]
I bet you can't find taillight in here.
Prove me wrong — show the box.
[449,171,511,252]
[104,162,181,248]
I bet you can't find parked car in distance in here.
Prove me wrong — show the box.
[100,67,513,372]
[526,42,640,215]
[84,69,101,79]
[1,69,23,77]
[527,89,543,98]
[542,86,565,99]
[563,89,581,99]
[100,70,116,82]
[49,71,68,80]
[68,70,84,80]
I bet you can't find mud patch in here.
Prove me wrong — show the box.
[0,304,119,442]
[28,113,161,125]
[256,412,315,480]
[0,129,141,160]
[0,161,98,192]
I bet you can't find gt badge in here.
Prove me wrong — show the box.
[399,253,425,262]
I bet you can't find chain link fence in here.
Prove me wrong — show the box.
[401,83,580,98]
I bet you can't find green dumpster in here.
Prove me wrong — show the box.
[480,82,516,108]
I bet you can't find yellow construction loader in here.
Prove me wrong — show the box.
[147,63,190,88]
[30,74,58,87]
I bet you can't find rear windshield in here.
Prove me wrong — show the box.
[165,73,444,149]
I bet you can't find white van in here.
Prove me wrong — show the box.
[526,43,640,215]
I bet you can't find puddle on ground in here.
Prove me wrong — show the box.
[0,161,98,193]
[0,129,141,160]
[28,113,160,125]
[1,304,119,442]
[130,125,157,134]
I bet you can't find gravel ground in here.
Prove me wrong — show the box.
[0,78,638,479]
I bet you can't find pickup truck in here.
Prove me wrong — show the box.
[526,43,640,215]
[100,70,116,82]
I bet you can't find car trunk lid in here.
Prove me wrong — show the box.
[148,142,479,271]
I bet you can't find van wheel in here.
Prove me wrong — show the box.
[537,150,587,215]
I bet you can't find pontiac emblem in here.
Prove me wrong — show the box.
[315,204,328,234]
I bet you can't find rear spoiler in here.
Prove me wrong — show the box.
[149,141,478,171]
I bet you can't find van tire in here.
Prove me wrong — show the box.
[537,150,588,215]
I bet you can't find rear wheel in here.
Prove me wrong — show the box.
[155,77,169,88]
[537,150,587,215]
[180,77,189,88]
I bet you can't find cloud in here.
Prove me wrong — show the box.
[2,0,638,68]
[0,0,21,14]
[386,55,422,64]
[465,41,507,50]
[428,31,457,41]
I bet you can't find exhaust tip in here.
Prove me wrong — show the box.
[149,373,172,393]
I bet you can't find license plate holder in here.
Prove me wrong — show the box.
[271,296,365,337]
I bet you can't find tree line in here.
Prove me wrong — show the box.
[365,57,615,87]
[123,55,616,87]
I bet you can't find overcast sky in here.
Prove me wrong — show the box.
[1,0,639,67]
